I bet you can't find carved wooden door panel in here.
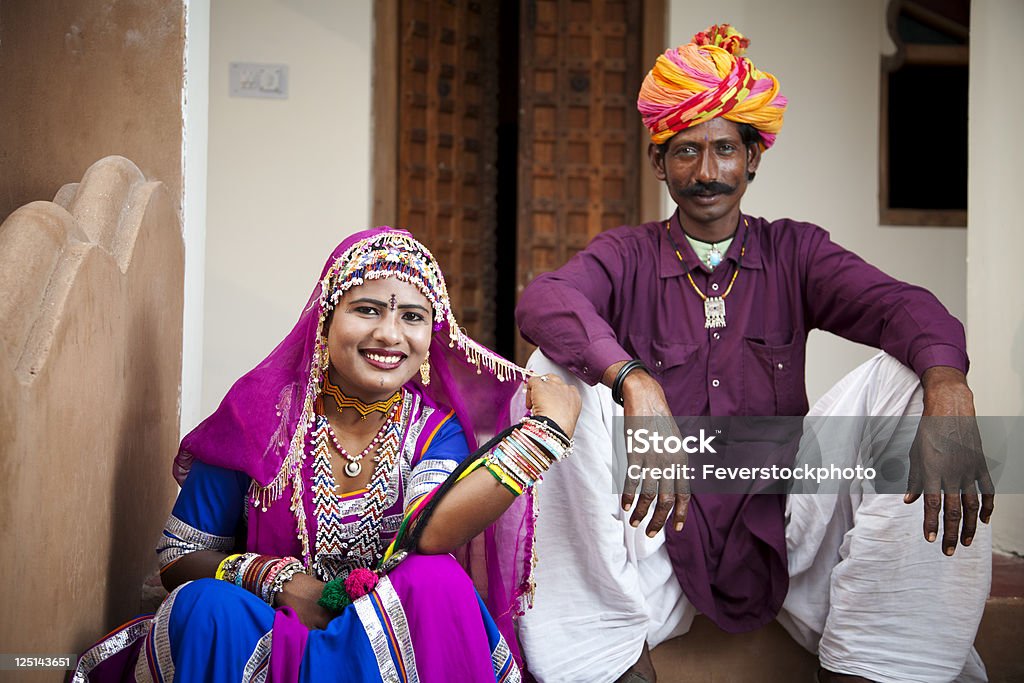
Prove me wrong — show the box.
[397,0,498,346]
[516,0,644,362]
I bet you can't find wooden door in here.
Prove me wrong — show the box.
[395,0,499,346]
[516,0,646,362]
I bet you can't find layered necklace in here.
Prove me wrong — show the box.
[665,217,749,329]
[321,378,402,477]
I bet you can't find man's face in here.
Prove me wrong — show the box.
[649,118,761,232]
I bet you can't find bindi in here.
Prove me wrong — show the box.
[389,293,397,311]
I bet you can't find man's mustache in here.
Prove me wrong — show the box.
[679,181,737,196]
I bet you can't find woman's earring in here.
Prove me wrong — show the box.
[419,351,431,385]
[321,340,331,374]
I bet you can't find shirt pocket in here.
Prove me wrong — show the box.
[742,338,807,416]
[627,335,701,413]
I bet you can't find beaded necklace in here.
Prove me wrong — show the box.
[323,398,400,477]
[309,392,411,581]
[665,217,749,329]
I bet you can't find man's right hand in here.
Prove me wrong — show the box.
[611,365,690,537]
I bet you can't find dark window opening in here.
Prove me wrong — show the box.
[881,0,969,227]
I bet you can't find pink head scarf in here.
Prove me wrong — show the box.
[174,227,536,660]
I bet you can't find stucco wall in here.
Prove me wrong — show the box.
[0,0,185,222]
[0,157,183,670]
[202,0,373,418]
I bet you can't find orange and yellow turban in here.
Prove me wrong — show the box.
[638,24,787,149]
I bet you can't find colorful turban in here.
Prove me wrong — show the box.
[638,24,787,149]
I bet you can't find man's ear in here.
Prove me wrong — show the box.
[648,142,667,181]
[746,143,762,181]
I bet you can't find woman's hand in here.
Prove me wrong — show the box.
[275,573,334,630]
[525,373,582,438]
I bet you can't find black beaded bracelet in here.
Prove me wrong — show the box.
[611,359,648,406]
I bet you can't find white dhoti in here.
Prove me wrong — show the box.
[517,352,991,683]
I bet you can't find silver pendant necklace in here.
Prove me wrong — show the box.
[665,217,749,329]
[323,400,399,476]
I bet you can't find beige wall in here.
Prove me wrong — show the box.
[666,0,968,403]
[967,0,1024,554]
[202,0,373,417]
[0,0,185,222]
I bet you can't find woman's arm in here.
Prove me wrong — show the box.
[415,374,580,554]
[160,550,227,591]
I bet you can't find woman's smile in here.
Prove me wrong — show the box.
[360,348,407,369]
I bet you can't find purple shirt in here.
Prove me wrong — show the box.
[515,212,968,631]
[517,212,967,416]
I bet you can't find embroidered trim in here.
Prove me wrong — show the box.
[157,515,234,568]
[354,583,402,683]
[492,635,522,683]
[71,616,152,681]
[241,630,273,683]
[133,648,154,683]
[353,576,419,683]
[406,459,458,508]
[377,577,419,683]
[142,582,183,682]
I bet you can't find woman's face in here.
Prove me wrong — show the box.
[326,277,433,402]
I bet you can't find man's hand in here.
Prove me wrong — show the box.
[904,366,994,556]
[607,363,690,537]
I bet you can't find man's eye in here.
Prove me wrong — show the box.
[718,144,736,153]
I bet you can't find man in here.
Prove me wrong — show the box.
[515,24,993,683]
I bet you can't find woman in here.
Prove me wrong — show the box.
[73,228,581,682]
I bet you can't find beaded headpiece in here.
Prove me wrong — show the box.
[325,232,447,324]
[320,231,526,382]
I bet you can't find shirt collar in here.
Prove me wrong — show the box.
[659,210,764,279]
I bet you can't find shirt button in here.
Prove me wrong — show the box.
[711,379,720,387]
[711,283,720,291]
[713,332,721,340]
[655,360,662,368]
[777,363,784,370]
[583,366,589,374]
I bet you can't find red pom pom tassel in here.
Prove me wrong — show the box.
[345,568,379,599]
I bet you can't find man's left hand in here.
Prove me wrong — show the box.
[904,366,994,556]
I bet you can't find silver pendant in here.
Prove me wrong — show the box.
[344,460,362,477]
[704,297,726,329]
[707,245,723,268]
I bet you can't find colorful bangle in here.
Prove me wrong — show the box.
[215,553,243,581]
[525,415,571,448]
[267,559,304,606]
